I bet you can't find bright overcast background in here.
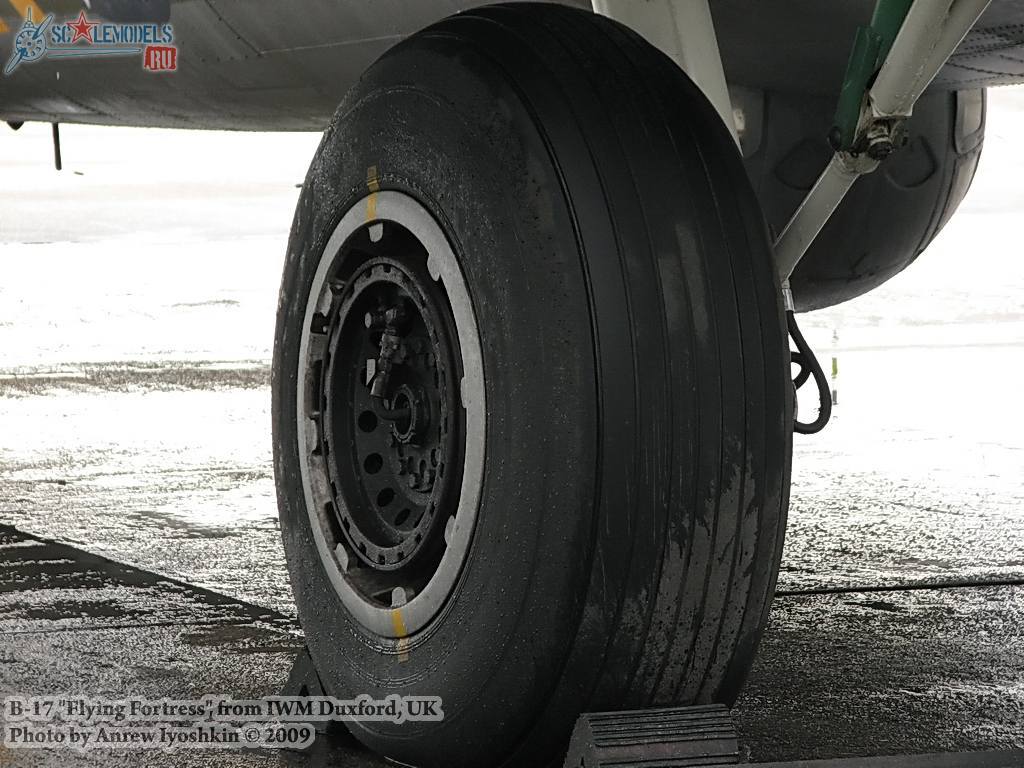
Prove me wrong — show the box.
[1,89,1023,365]
[2,90,1023,364]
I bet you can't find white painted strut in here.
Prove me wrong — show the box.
[774,0,992,284]
[593,0,740,148]
[774,152,879,284]
[871,0,992,119]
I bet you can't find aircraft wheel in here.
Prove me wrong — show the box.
[272,5,792,767]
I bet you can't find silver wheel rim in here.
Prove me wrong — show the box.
[296,190,485,639]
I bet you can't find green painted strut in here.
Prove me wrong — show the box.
[832,0,914,151]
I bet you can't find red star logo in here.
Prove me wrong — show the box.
[67,11,98,44]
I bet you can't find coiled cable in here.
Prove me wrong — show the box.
[788,309,832,434]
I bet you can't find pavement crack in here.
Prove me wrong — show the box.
[0,617,299,637]
[776,576,1024,598]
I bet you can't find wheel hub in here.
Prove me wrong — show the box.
[317,258,460,575]
[296,191,485,638]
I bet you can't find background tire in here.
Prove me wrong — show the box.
[272,5,792,767]
[743,88,986,312]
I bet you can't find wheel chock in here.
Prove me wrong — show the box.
[563,703,739,767]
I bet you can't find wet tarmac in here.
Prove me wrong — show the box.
[2,119,1024,766]
[1,520,1022,767]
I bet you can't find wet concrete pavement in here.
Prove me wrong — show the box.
[2,120,1024,765]
[1,522,1022,767]
[0,524,392,768]
[0,524,301,767]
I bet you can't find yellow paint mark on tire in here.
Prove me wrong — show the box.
[0,18,9,32]
[366,166,380,222]
[391,609,410,662]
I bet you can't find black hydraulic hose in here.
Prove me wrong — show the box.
[791,351,812,390]
[788,310,832,434]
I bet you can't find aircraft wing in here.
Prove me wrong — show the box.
[1,0,1023,131]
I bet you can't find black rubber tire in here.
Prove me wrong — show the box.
[743,88,986,312]
[272,5,792,767]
